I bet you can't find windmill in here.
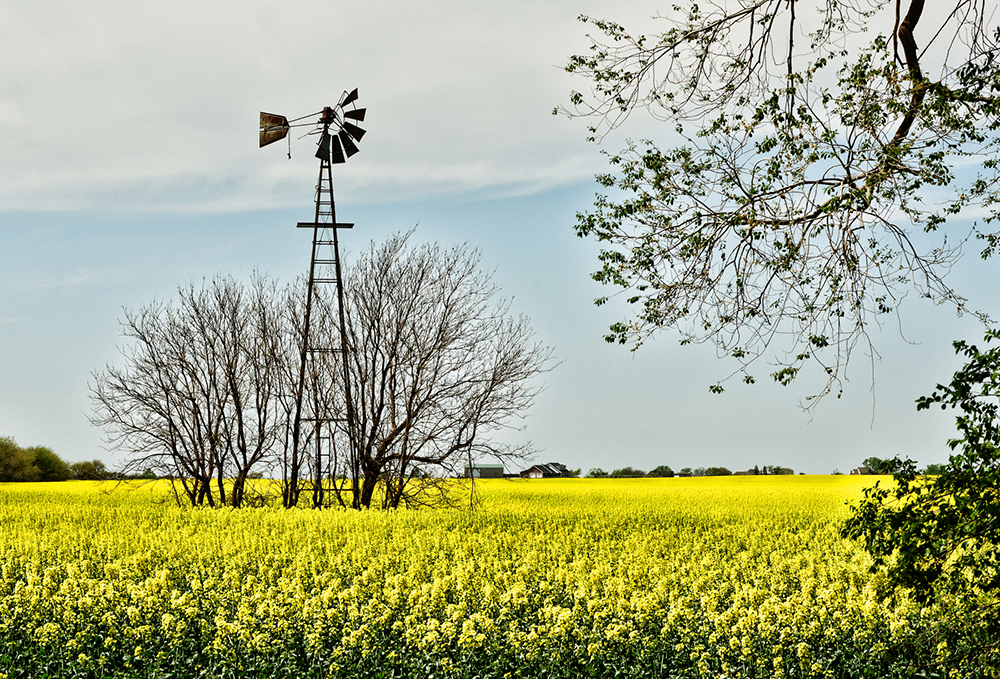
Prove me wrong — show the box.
[260,89,366,508]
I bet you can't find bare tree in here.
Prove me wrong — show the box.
[560,0,1000,403]
[93,237,551,511]
[91,275,288,507]
[308,233,553,509]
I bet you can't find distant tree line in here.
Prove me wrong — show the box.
[0,436,148,482]
[585,459,949,479]
[584,464,795,478]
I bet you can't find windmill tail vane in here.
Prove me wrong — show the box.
[259,88,367,163]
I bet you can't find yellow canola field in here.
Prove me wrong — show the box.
[0,477,945,678]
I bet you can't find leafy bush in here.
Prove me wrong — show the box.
[845,332,1000,672]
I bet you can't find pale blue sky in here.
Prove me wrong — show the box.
[1,0,993,474]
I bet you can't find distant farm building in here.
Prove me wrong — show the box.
[733,468,759,476]
[519,463,571,479]
[850,466,872,475]
[464,464,504,479]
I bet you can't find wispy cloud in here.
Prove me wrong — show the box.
[4,271,96,292]
[0,0,657,214]
[54,272,93,287]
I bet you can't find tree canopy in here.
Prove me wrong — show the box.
[861,455,898,474]
[647,464,675,477]
[0,437,72,482]
[561,0,1000,400]
[609,466,646,477]
[69,459,109,481]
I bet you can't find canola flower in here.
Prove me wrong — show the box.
[0,477,984,678]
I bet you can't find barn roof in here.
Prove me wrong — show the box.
[523,462,569,476]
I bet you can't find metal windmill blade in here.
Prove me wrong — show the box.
[315,131,347,163]
[338,129,360,158]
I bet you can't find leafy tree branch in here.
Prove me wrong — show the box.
[560,0,1000,402]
